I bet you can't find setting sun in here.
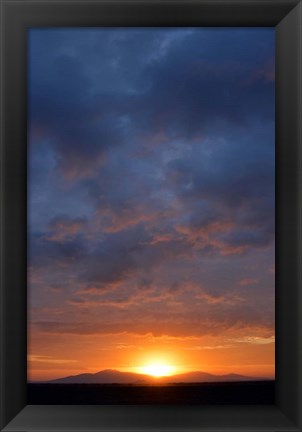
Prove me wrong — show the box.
[140,363,176,377]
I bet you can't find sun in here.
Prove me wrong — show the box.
[140,362,176,378]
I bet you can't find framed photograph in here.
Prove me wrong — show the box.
[0,0,301,431]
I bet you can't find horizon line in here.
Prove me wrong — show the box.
[28,368,275,383]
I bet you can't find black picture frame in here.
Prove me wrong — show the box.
[0,0,301,431]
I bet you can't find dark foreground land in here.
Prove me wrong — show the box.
[28,381,274,405]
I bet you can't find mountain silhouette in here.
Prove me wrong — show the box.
[49,369,151,384]
[47,369,260,384]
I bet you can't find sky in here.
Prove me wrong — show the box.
[27,28,275,382]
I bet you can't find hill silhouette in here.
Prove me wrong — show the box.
[47,369,261,384]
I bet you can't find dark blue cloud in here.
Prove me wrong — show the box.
[28,28,274,179]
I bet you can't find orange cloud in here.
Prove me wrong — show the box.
[45,216,87,242]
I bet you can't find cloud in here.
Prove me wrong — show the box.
[28,355,78,364]
[33,310,274,338]
[232,336,275,345]
[238,278,259,287]
[28,231,88,269]
[46,215,88,242]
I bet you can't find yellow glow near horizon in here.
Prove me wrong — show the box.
[139,362,176,377]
